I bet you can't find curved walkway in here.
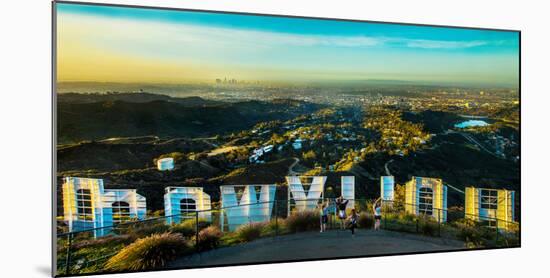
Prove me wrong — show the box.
[384,159,394,176]
[170,229,465,268]
[287,157,300,175]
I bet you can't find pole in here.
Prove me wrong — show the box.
[195,212,199,252]
[274,200,278,237]
[383,201,387,229]
[495,219,499,246]
[438,209,441,237]
[64,233,73,275]
[287,188,290,218]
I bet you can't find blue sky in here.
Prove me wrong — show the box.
[56,3,519,87]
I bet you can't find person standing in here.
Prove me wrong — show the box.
[373,198,382,231]
[336,196,349,230]
[319,200,329,233]
[347,209,359,237]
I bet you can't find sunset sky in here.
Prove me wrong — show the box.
[56,3,519,87]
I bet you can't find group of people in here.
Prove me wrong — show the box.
[318,197,382,236]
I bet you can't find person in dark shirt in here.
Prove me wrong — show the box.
[318,199,329,233]
[336,196,349,230]
[347,209,359,236]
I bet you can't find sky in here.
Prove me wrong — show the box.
[56,3,520,87]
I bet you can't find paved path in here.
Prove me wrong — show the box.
[384,159,394,176]
[170,230,464,268]
[287,157,300,175]
[459,132,499,158]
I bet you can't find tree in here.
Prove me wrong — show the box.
[394,184,405,210]
[270,133,285,144]
[302,150,317,161]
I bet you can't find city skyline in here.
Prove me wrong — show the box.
[56,3,519,87]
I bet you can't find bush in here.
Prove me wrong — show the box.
[72,234,133,250]
[188,218,211,230]
[197,226,223,250]
[285,210,319,233]
[419,219,439,236]
[123,222,170,239]
[454,219,495,247]
[379,212,406,232]
[169,223,196,238]
[235,223,264,242]
[357,214,374,229]
[495,233,520,247]
[399,212,417,222]
[105,232,191,271]
[261,218,285,236]
[168,218,209,238]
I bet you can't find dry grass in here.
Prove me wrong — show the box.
[105,232,191,271]
[285,210,320,233]
[197,226,223,251]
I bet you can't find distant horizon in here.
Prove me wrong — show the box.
[56,79,519,91]
[56,3,519,87]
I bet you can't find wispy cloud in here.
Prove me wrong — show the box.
[57,11,517,85]
[59,12,494,53]
[403,39,488,49]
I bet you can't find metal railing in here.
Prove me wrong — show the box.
[379,200,519,244]
[55,198,520,276]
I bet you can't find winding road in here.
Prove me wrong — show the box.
[384,159,394,176]
[287,157,300,175]
[459,132,499,157]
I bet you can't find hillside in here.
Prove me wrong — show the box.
[358,134,520,208]
[402,110,462,133]
[210,158,295,185]
[58,92,222,106]
[491,103,520,122]
[57,138,212,172]
[57,96,321,144]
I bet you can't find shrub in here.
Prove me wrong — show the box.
[169,223,196,238]
[235,223,264,242]
[123,222,170,239]
[285,210,319,233]
[357,214,374,229]
[454,219,495,247]
[72,234,133,250]
[399,212,417,222]
[495,233,520,247]
[261,218,286,236]
[379,212,418,233]
[105,232,191,271]
[184,218,210,230]
[419,219,439,236]
[197,226,223,251]
[168,218,209,238]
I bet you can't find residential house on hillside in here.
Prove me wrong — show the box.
[157,157,174,171]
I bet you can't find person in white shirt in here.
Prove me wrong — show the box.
[373,198,382,230]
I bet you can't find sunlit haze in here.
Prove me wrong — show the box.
[56,3,519,87]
